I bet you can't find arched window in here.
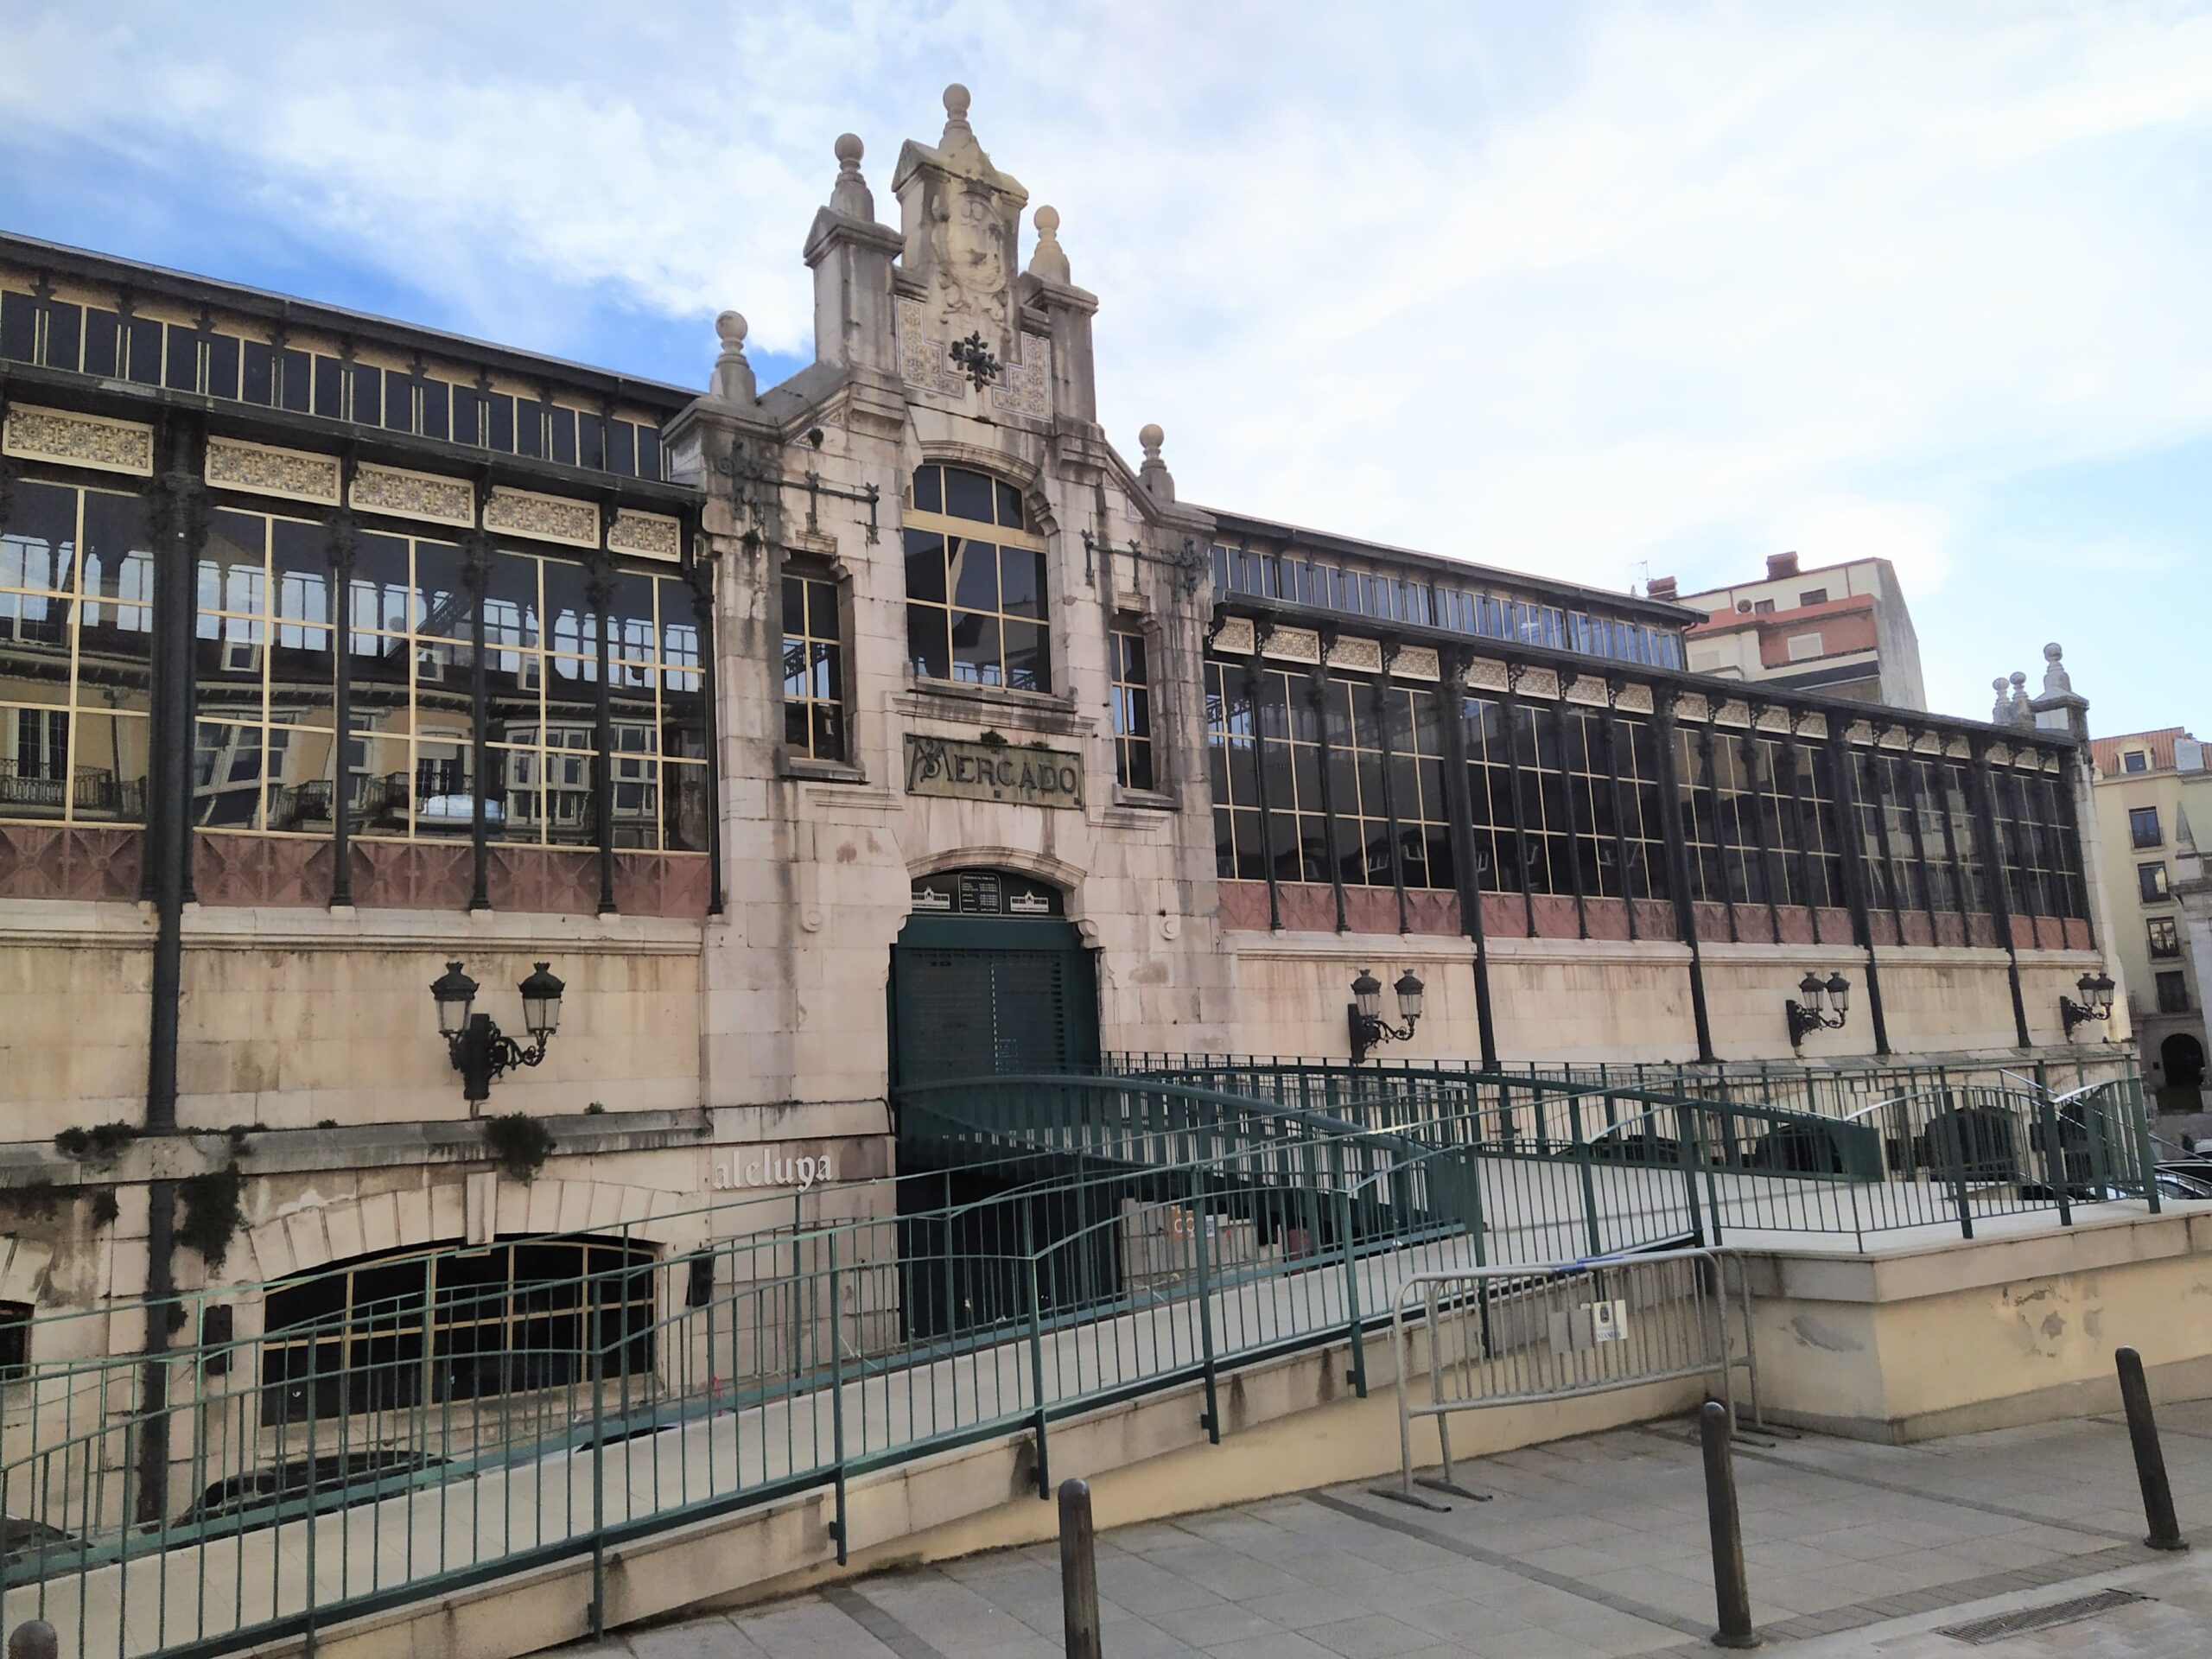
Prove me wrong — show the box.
[258,1236,657,1425]
[903,464,1049,692]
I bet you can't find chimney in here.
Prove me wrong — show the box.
[1647,575,1678,601]
[1766,551,1800,580]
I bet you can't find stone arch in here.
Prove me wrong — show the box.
[236,1175,699,1302]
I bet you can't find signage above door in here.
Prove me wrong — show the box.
[910,868,1066,918]
[904,734,1083,809]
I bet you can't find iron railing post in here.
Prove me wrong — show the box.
[2035,1096,2073,1227]
[1024,1206,1050,1497]
[1190,1160,1221,1443]
[1569,1093,1604,1257]
[589,1273,607,1636]
[829,1231,849,1559]
[1331,1139,1368,1397]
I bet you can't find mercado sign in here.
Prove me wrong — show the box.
[904,734,1083,809]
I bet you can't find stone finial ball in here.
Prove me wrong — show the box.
[1139,423,1164,453]
[2044,641,2063,660]
[1993,677,2009,692]
[944,83,971,119]
[715,310,748,348]
[1035,205,1061,236]
[2010,671,2027,687]
[835,132,864,166]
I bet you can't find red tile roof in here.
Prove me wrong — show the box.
[2090,728,2192,775]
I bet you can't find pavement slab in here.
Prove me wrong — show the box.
[577,1403,2212,1659]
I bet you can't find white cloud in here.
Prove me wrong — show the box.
[4,0,2210,720]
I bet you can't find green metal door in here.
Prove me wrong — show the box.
[890,913,1099,1087]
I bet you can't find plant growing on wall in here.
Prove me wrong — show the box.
[54,1122,140,1168]
[177,1163,246,1270]
[483,1114,555,1184]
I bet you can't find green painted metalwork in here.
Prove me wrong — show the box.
[0,1060,2159,1659]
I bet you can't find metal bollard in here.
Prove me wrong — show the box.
[1699,1402,1759,1649]
[1058,1477,1103,1659]
[8,1621,60,1659]
[2115,1347,2188,1551]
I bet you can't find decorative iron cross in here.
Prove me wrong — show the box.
[948,332,1002,391]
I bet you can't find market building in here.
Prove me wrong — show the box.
[0,87,2126,1365]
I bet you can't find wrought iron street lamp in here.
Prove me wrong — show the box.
[1349,968,1425,1065]
[1785,970,1851,1047]
[2060,970,2116,1039]
[432,960,564,1108]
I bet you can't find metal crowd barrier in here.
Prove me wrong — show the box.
[1382,1247,1758,1510]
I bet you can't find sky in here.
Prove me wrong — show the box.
[2,1,2207,734]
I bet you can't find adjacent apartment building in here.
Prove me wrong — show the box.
[1668,552,1927,711]
[2092,727,2209,1103]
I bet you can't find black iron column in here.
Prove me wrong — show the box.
[1826,726,1891,1055]
[1653,695,1716,1063]
[1440,653,1499,1067]
[1370,657,1411,937]
[1550,697,1588,938]
[137,410,204,1527]
[465,499,491,913]
[1240,648,1281,932]
[588,523,617,916]
[1600,689,1637,941]
[1699,719,1738,943]
[1499,676,1536,936]
[147,414,203,1133]
[327,487,357,907]
[684,513,722,916]
[1306,648,1349,933]
[1966,741,2032,1046]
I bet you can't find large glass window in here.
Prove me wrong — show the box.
[194,510,337,831]
[482,548,600,849]
[1205,660,1262,880]
[1109,626,1154,792]
[1384,683,1455,891]
[345,530,477,842]
[1563,708,1663,899]
[2148,917,2181,958]
[781,572,844,763]
[2156,971,2190,1014]
[903,463,1048,692]
[2139,862,2170,905]
[258,1236,657,1426]
[2130,806,2162,849]
[1210,543,1687,669]
[0,480,154,824]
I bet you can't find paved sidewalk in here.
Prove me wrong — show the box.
[573,1399,2212,1659]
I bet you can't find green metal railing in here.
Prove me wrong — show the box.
[0,1058,2166,1658]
